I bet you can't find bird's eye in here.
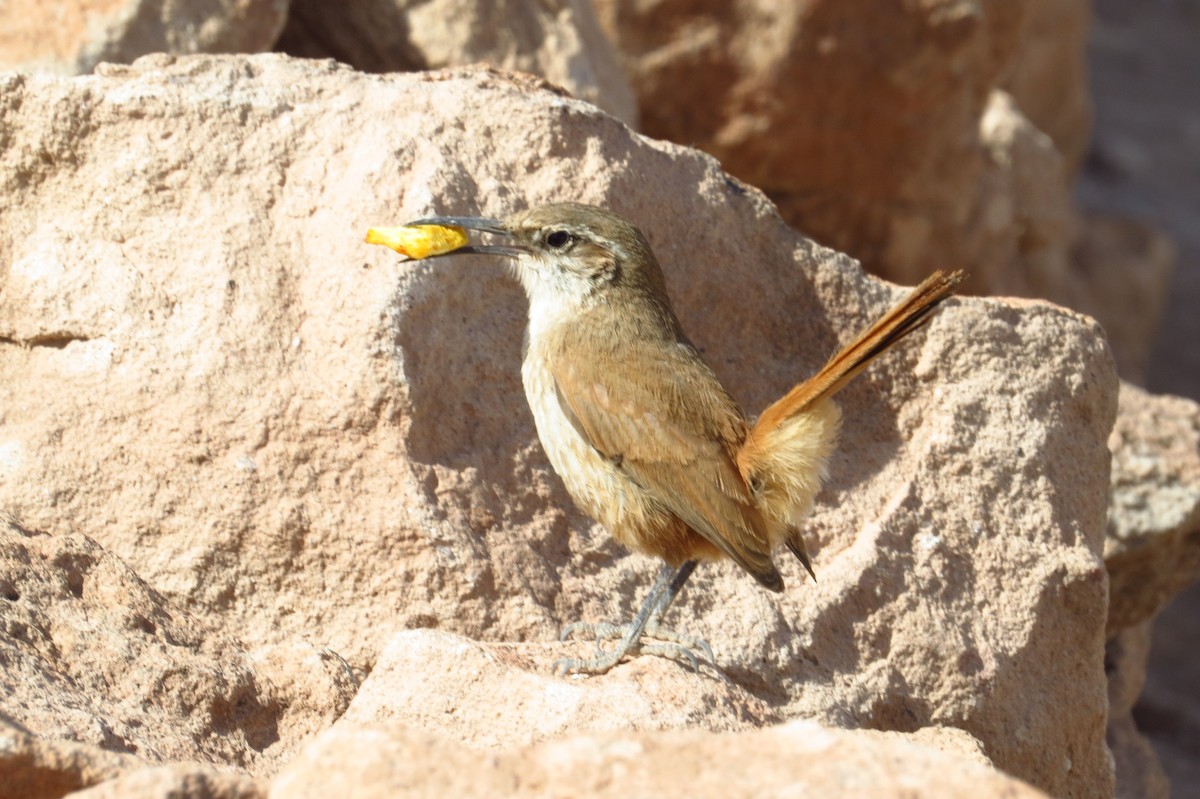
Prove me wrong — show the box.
[545,230,572,249]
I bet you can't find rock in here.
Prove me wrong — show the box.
[0,516,271,765]
[594,0,1026,198]
[1082,0,1200,403]
[593,0,1040,286]
[0,514,354,771]
[338,629,780,747]
[1001,0,1092,173]
[972,89,1077,301]
[1105,623,1171,799]
[1083,0,1200,784]
[276,0,637,126]
[1102,382,1200,797]
[1069,219,1175,383]
[975,102,1175,381]
[0,728,140,799]
[64,765,264,799]
[247,641,360,762]
[1106,383,1200,636]
[343,628,998,760]
[0,0,289,75]
[1133,581,1200,799]
[0,55,1117,799]
[269,721,1049,799]
[593,0,1170,378]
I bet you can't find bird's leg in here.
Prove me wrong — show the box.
[556,563,677,674]
[639,560,714,662]
[562,560,698,641]
[555,560,712,675]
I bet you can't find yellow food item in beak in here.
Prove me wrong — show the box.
[365,224,469,259]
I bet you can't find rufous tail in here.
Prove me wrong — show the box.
[749,269,964,437]
[736,269,964,579]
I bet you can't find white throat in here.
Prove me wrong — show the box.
[515,254,595,343]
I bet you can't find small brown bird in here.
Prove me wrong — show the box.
[392,203,962,675]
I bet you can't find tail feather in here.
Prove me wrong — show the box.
[786,534,817,580]
[750,269,964,437]
[737,269,963,574]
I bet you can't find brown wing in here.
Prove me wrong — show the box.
[552,339,783,591]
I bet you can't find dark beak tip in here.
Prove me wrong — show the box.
[406,215,509,237]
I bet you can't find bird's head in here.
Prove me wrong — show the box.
[408,203,671,312]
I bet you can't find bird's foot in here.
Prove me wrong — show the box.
[561,620,715,662]
[554,620,714,676]
[552,646,625,677]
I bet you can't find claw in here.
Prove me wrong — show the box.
[553,617,716,676]
[640,642,702,671]
[558,621,590,642]
[553,649,624,676]
[643,623,715,663]
[551,561,710,677]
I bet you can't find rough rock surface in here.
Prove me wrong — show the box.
[0,515,355,772]
[276,0,637,126]
[1069,218,1175,383]
[1002,0,1092,174]
[0,0,289,75]
[340,629,1000,763]
[0,727,140,799]
[65,764,264,799]
[593,0,1170,378]
[1082,1,1200,793]
[0,55,1117,798]
[1106,383,1200,635]
[1083,0,1200,402]
[1134,581,1200,799]
[338,629,781,747]
[592,1,1043,286]
[1106,623,1171,799]
[268,722,1050,799]
[1101,383,1200,799]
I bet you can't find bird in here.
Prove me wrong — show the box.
[380,203,963,675]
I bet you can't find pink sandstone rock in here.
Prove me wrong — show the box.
[1106,383,1200,635]
[1105,623,1171,799]
[0,55,1117,798]
[0,514,355,773]
[0,728,139,799]
[64,764,264,799]
[267,721,1052,799]
[0,0,288,75]
[276,0,637,126]
[592,0,1170,378]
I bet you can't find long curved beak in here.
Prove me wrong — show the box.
[407,215,527,258]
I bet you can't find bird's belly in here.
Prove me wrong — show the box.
[521,354,695,559]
